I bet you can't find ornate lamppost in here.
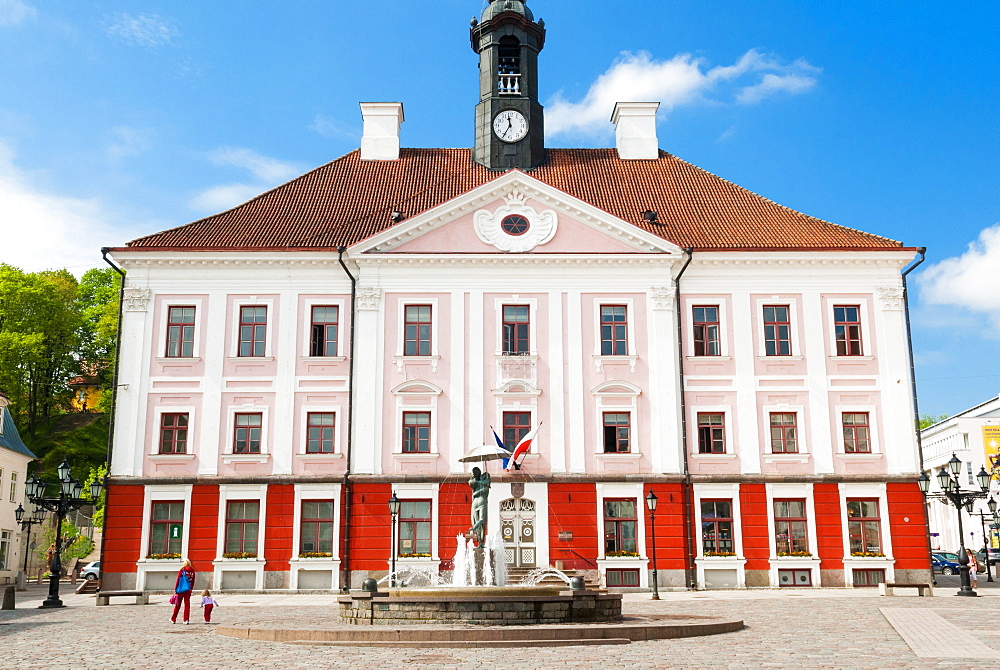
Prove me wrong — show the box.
[917,453,991,597]
[388,491,400,589]
[645,490,659,600]
[25,460,104,608]
[969,499,999,583]
[14,502,47,590]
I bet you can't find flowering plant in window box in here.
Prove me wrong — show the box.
[703,551,736,557]
[298,551,333,559]
[851,551,885,558]
[145,553,182,560]
[398,553,432,558]
[776,551,813,557]
[605,551,641,558]
[222,551,258,559]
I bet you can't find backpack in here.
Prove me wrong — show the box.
[176,570,192,593]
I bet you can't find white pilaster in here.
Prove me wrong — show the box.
[567,291,586,473]
[547,291,566,473]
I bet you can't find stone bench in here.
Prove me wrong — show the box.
[95,590,149,606]
[879,582,933,597]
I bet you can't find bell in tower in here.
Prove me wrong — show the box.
[471,0,546,171]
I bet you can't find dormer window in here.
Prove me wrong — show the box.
[498,37,520,95]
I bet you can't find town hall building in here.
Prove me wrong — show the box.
[102,0,930,592]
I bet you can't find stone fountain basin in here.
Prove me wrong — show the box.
[383,585,566,598]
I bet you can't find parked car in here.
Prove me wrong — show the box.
[80,561,100,580]
[975,549,1000,566]
[931,553,961,575]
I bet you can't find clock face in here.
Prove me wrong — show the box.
[493,110,528,143]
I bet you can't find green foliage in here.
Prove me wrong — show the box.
[23,414,109,482]
[83,463,109,529]
[76,268,121,413]
[920,413,950,429]
[34,518,89,564]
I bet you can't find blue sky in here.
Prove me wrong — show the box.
[0,1,997,415]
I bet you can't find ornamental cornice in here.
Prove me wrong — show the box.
[353,255,674,266]
[118,257,346,269]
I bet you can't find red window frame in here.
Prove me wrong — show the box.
[602,412,631,453]
[600,305,628,356]
[603,498,637,555]
[224,500,260,555]
[299,500,335,554]
[402,411,431,453]
[306,412,335,454]
[238,306,267,357]
[692,306,720,356]
[774,499,809,554]
[701,499,734,554]
[310,305,339,357]
[502,411,531,451]
[763,305,791,356]
[403,305,432,356]
[159,413,189,454]
[852,568,885,587]
[502,305,530,354]
[605,568,640,587]
[149,501,184,556]
[697,413,725,454]
[233,413,262,454]
[397,500,432,556]
[834,305,863,356]
[842,412,871,453]
[769,412,798,454]
[165,306,195,358]
[847,499,882,554]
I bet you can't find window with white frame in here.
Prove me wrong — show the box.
[233,413,263,454]
[310,306,339,357]
[299,500,335,555]
[10,471,17,502]
[238,306,268,357]
[224,501,260,556]
[165,306,196,358]
[306,413,336,453]
[0,530,10,570]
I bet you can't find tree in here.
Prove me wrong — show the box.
[919,413,950,429]
[76,268,121,413]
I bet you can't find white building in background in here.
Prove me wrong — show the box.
[0,393,36,585]
[920,394,1000,552]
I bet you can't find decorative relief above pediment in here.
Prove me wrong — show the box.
[877,287,905,310]
[473,189,558,253]
[123,287,151,312]
[356,286,381,310]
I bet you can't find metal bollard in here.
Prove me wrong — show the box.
[1,585,15,610]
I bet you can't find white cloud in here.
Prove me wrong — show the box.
[0,0,35,26]
[0,141,122,273]
[547,49,820,137]
[106,13,178,47]
[190,147,304,214]
[310,114,357,141]
[918,224,1000,329]
[106,126,153,160]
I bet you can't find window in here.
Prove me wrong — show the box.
[697,413,725,454]
[0,530,10,571]
[502,411,531,450]
[402,412,431,453]
[852,569,885,587]
[769,413,798,454]
[833,305,863,356]
[159,413,189,454]
[701,500,734,554]
[763,305,791,356]
[602,412,631,453]
[605,568,639,587]
[398,500,431,556]
[306,413,336,454]
[692,306,720,356]
[500,214,529,235]
[238,306,267,357]
[603,499,637,555]
[9,471,16,502]
[847,499,882,554]
[502,305,530,354]
[600,306,628,355]
[233,413,262,454]
[225,501,260,555]
[166,306,196,358]
[497,36,520,94]
[774,499,808,554]
[149,501,184,556]
[777,569,812,587]
[403,305,432,356]
[310,306,339,357]
[300,500,335,554]
[842,413,871,453]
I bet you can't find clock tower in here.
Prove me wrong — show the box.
[471,0,546,171]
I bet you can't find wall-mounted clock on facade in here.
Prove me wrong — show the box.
[493,110,528,143]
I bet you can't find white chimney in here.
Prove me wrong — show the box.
[611,102,660,160]
[360,102,405,161]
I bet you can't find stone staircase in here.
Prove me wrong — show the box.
[504,566,601,589]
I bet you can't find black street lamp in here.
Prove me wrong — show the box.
[388,492,401,589]
[645,490,659,601]
[25,460,104,608]
[14,503,47,584]
[918,453,990,597]
[969,496,998,583]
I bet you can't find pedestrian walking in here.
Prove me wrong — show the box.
[967,549,979,589]
[170,559,196,624]
[200,589,219,623]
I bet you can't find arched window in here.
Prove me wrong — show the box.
[498,37,521,95]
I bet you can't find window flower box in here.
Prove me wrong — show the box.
[703,551,737,558]
[298,552,333,559]
[776,551,813,557]
[222,552,258,559]
[851,551,885,558]
[145,553,182,560]
[397,553,432,559]
[604,551,641,558]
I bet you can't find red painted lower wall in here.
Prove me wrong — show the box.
[813,483,844,570]
[645,483,687,570]
[438,483,469,567]
[103,484,144,573]
[740,484,770,571]
[188,485,219,569]
[887,482,931,570]
[547,483,597,570]
[346,483,392,570]
[264,484,295,572]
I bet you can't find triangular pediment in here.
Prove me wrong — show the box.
[351,171,683,256]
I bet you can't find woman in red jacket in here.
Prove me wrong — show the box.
[170,559,196,624]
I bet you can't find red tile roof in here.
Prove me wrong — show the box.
[126,149,902,251]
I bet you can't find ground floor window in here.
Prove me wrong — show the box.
[225,501,260,556]
[300,500,335,555]
[701,500,734,555]
[0,530,10,570]
[603,499,638,555]
[149,501,184,556]
[774,499,809,554]
[852,569,885,587]
[777,569,812,587]
[605,568,639,587]
[398,500,431,557]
